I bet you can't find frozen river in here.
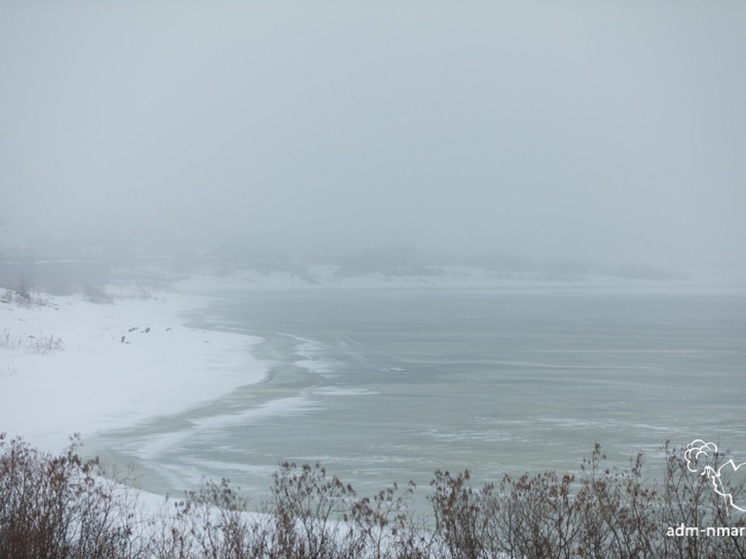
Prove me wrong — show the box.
[90,286,746,505]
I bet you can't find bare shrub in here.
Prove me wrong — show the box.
[428,443,746,559]
[260,461,362,559]
[0,330,21,351]
[259,462,431,559]
[351,481,431,559]
[658,441,746,559]
[499,470,583,559]
[428,469,502,559]
[428,467,585,559]
[2,436,745,559]
[4,275,52,307]
[83,285,114,304]
[29,334,64,354]
[0,433,143,559]
[15,275,33,305]
[0,330,63,354]
[143,477,267,559]
[567,445,660,559]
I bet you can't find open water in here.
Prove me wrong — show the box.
[93,286,746,504]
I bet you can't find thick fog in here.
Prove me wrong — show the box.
[1,1,745,274]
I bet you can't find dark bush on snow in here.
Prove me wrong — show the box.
[2,433,746,559]
[0,433,140,559]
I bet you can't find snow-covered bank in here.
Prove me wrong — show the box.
[0,283,267,452]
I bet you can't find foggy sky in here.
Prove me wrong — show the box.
[1,1,745,272]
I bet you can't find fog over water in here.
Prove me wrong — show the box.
[1,1,745,274]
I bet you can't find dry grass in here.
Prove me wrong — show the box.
[0,330,63,354]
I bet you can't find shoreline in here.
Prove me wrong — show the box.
[0,278,269,454]
[3,270,745,497]
[4,270,743,453]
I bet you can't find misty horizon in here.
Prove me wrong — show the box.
[2,1,745,275]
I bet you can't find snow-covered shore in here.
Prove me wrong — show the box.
[0,280,267,453]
